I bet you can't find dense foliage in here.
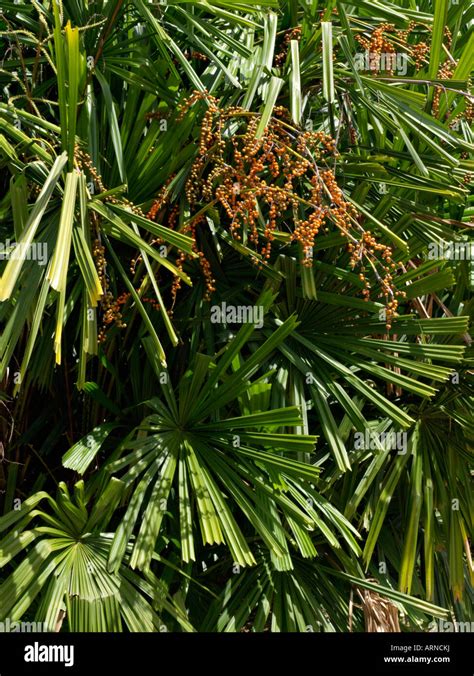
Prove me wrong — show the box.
[0,0,472,632]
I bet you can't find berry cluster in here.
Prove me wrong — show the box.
[77,150,175,342]
[92,241,127,343]
[355,23,396,75]
[167,92,404,325]
[465,98,474,124]
[353,22,473,142]
[274,27,302,67]
[76,148,107,198]
[348,232,406,329]
[354,21,441,73]
[432,61,456,117]
[410,41,430,70]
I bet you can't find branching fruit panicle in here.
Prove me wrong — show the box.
[156,92,405,327]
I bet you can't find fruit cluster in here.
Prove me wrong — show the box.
[354,21,445,73]
[410,41,430,70]
[161,91,404,325]
[348,232,406,330]
[274,26,302,67]
[92,241,127,343]
[355,23,397,74]
[77,149,168,342]
[432,60,456,117]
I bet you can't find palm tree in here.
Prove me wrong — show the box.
[0,0,472,631]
